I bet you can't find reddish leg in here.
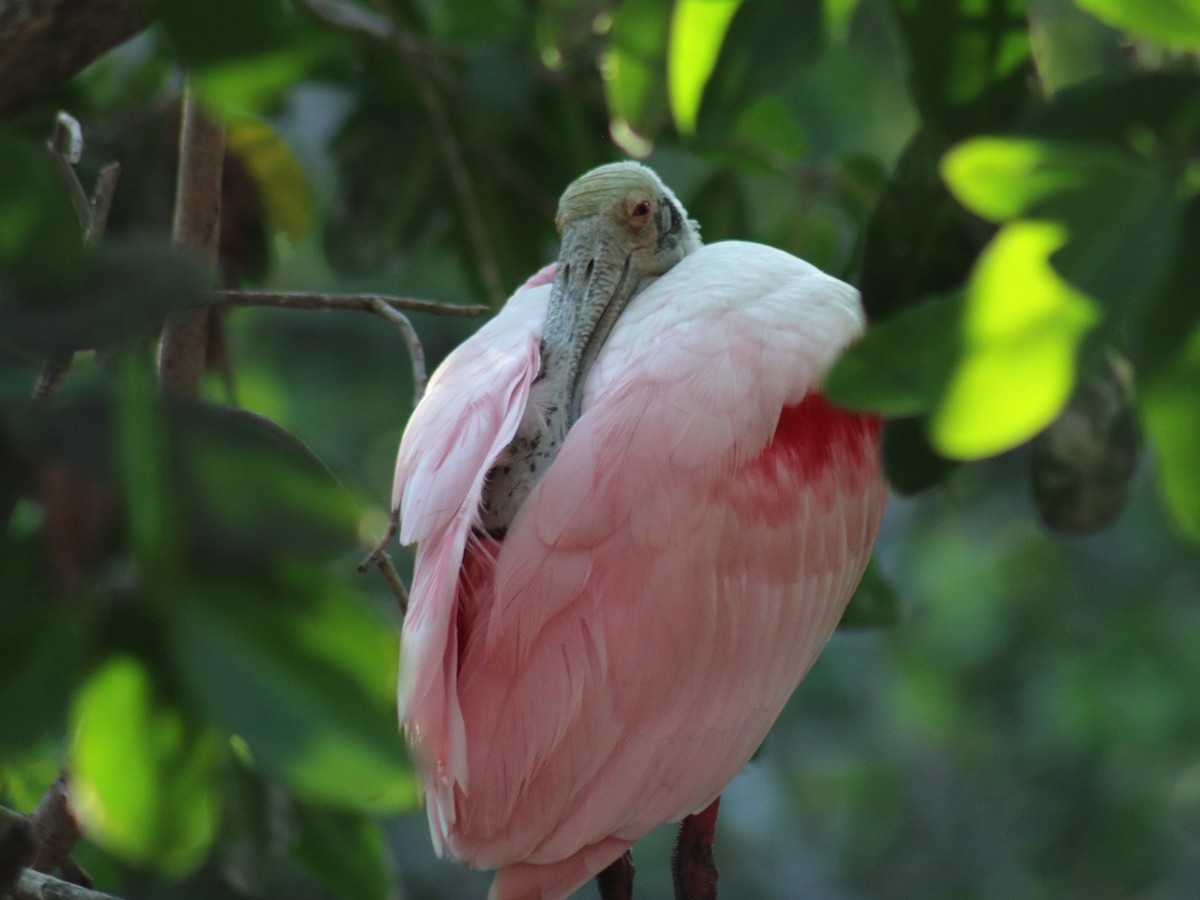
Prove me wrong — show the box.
[672,796,720,900]
[596,849,635,900]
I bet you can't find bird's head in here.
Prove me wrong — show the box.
[544,162,701,423]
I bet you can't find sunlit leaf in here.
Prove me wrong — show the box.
[931,221,1099,459]
[195,51,318,119]
[824,0,862,40]
[826,292,963,417]
[71,655,222,875]
[292,804,392,900]
[166,578,415,812]
[941,137,1138,222]
[668,0,745,134]
[1074,0,1200,51]
[601,0,672,154]
[226,120,312,241]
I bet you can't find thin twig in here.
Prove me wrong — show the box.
[87,162,121,244]
[359,512,409,617]
[365,297,426,403]
[359,511,398,574]
[159,81,224,397]
[215,290,488,318]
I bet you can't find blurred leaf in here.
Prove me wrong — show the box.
[1074,0,1200,51]
[882,416,959,494]
[168,403,359,565]
[827,292,963,417]
[1028,0,1128,95]
[931,221,1099,460]
[0,131,92,293]
[291,803,392,900]
[0,597,95,756]
[165,578,415,812]
[217,761,293,895]
[890,0,1033,136]
[0,239,210,359]
[824,0,862,40]
[195,51,320,119]
[733,95,805,163]
[602,0,672,153]
[142,0,296,65]
[859,130,988,319]
[1143,328,1200,543]
[941,137,1139,222]
[668,0,745,134]
[71,654,223,875]
[839,557,901,628]
[1032,352,1139,534]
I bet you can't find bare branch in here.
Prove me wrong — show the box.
[359,510,409,617]
[215,290,488,319]
[0,0,147,115]
[159,83,225,398]
[38,115,123,408]
[29,773,82,877]
[9,868,119,900]
[365,297,426,403]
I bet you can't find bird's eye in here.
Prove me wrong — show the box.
[631,199,652,220]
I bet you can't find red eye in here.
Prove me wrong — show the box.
[630,199,652,223]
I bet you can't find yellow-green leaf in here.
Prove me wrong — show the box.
[226,120,313,241]
[941,137,1137,223]
[1075,0,1200,51]
[668,0,745,134]
[71,656,221,875]
[931,221,1100,460]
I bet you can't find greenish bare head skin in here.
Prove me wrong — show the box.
[546,162,701,422]
[480,163,700,536]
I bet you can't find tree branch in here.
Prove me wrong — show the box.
[214,290,488,318]
[7,868,119,900]
[158,82,224,397]
[0,0,147,115]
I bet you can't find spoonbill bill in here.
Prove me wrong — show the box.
[391,162,886,899]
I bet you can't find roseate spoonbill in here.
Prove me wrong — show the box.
[391,162,886,899]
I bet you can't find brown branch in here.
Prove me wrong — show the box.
[28,773,82,878]
[215,290,488,318]
[37,113,123,408]
[358,510,408,616]
[8,868,119,900]
[0,0,148,115]
[158,82,224,398]
[365,296,426,402]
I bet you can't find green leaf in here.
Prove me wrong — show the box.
[70,655,222,875]
[931,221,1100,460]
[1137,328,1200,547]
[882,417,959,494]
[0,238,209,359]
[0,596,94,756]
[166,578,416,812]
[824,0,862,41]
[168,403,359,565]
[142,0,296,66]
[0,131,92,293]
[733,95,805,163]
[838,557,901,628]
[292,804,393,900]
[941,137,1141,223]
[668,0,745,135]
[890,0,1032,136]
[826,292,964,417]
[602,0,673,154]
[1074,0,1200,51]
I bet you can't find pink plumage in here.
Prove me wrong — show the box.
[394,235,886,898]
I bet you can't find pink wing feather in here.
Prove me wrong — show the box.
[394,244,886,898]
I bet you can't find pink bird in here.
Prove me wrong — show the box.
[391,162,886,899]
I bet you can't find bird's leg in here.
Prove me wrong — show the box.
[672,796,720,900]
[596,849,635,900]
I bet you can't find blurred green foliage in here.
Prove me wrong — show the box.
[1,0,1198,898]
